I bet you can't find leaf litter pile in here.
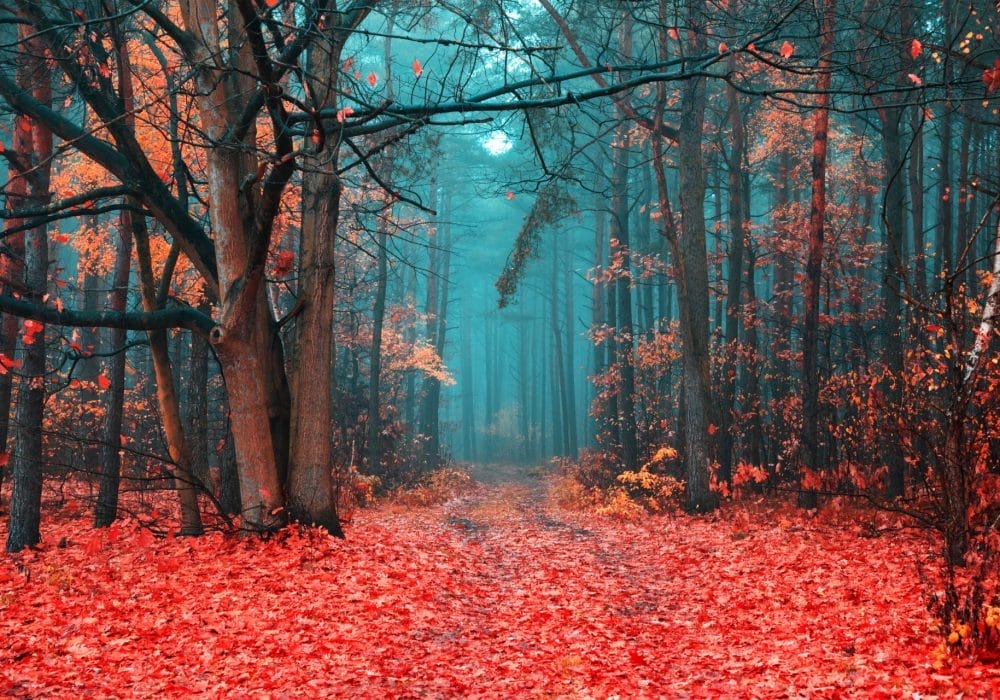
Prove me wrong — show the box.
[2,478,999,697]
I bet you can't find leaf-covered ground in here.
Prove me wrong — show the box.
[2,475,999,698]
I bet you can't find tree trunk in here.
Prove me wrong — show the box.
[799,0,836,509]
[563,238,579,458]
[668,0,717,512]
[612,133,639,473]
[289,159,340,531]
[551,236,567,456]
[94,212,133,527]
[610,4,637,471]
[591,171,608,445]
[368,224,389,476]
[6,22,51,552]
[718,58,748,486]
[879,104,907,498]
[461,304,477,462]
[133,220,204,535]
[185,320,210,487]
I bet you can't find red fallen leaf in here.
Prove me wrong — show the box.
[909,38,923,59]
[718,41,729,54]
[412,58,423,78]
[780,40,794,60]
[52,233,69,244]
[367,71,378,87]
[0,451,8,467]
[343,57,353,72]
[506,191,515,200]
[83,531,103,555]
[97,373,112,390]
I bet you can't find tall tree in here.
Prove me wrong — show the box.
[6,19,52,551]
[672,0,717,512]
[799,0,836,509]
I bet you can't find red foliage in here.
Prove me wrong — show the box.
[983,58,1000,91]
[1,487,998,696]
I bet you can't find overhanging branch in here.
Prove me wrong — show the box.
[0,294,215,335]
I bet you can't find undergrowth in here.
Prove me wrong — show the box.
[552,448,684,519]
[385,467,477,507]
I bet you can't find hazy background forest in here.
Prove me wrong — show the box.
[2,0,1000,687]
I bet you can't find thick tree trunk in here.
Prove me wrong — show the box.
[8,220,47,552]
[289,162,340,532]
[179,0,286,532]
[670,0,716,512]
[6,23,51,552]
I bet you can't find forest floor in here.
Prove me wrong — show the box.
[2,467,999,698]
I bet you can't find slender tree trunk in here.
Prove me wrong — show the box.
[612,127,639,472]
[563,238,579,457]
[95,30,138,528]
[799,0,836,509]
[591,175,608,444]
[368,224,389,476]
[133,221,204,535]
[461,305,477,461]
[186,326,210,486]
[551,237,567,456]
[880,104,907,498]
[718,58,748,486]
[909,114,925,299]
[743,244,765,468]
[419,181,449,468]
[94,213,133,527]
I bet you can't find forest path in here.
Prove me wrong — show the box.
[0,471,983,697]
